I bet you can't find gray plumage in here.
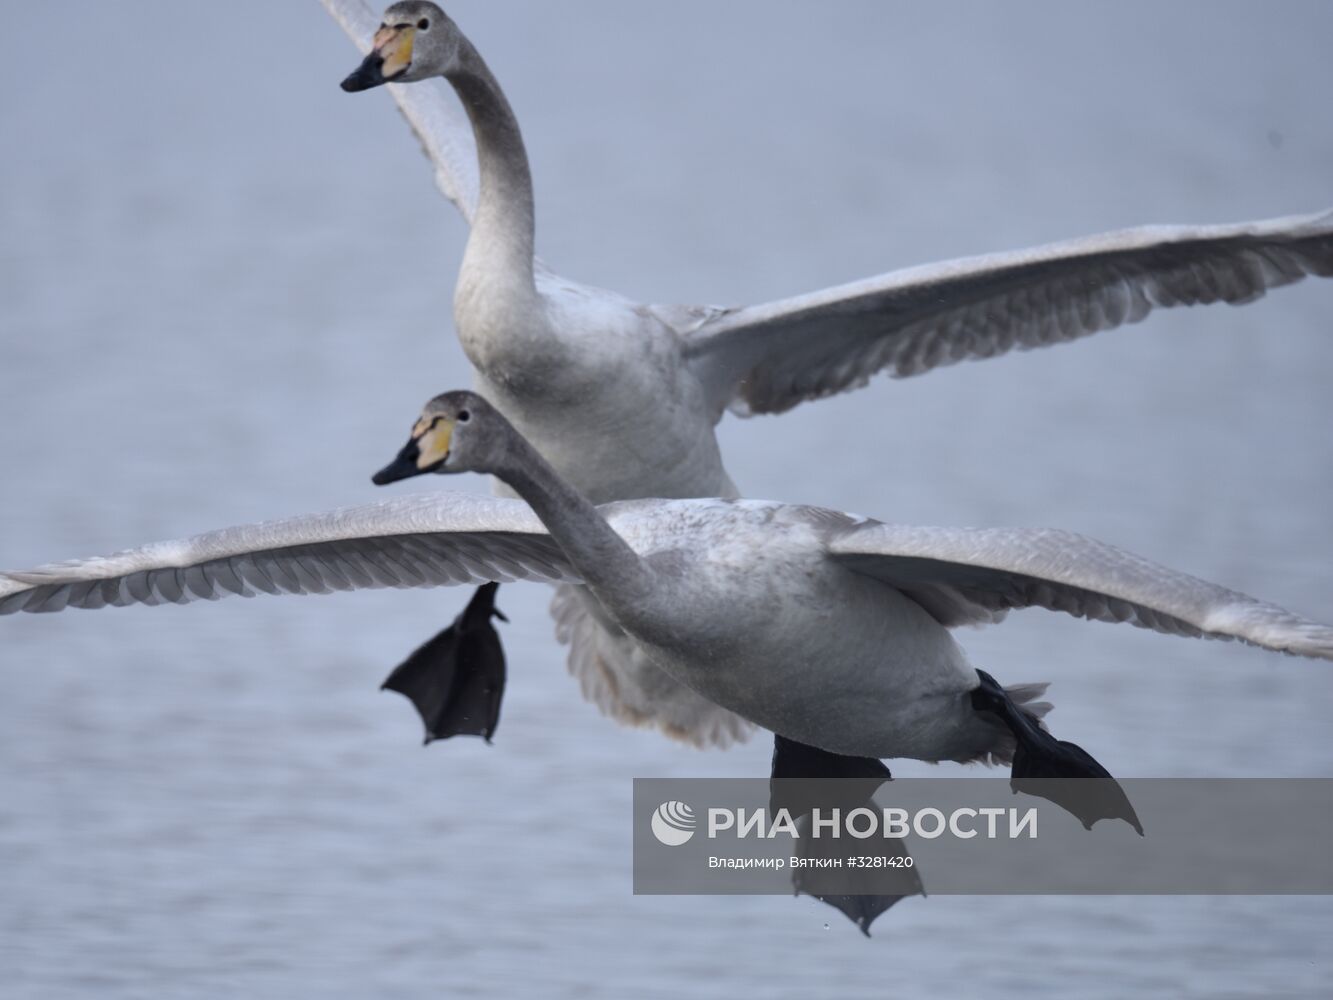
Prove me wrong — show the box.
[323,1,1333,744]
[5,393,1330,760]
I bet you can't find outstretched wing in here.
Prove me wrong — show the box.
[686,209,1333,418]
[320,0,480,223]
[549,582,754,749]
[827,522,1333,661]
[0,493,576,615]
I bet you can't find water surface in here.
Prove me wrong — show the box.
[2,2,1331,997]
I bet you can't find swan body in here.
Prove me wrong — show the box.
[597,499,987,760]
[474,274,733,505]
[0,497,993,761]
[325,0,1333,746]
[5,393,1331,766]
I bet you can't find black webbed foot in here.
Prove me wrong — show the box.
[972,669,1142,835]
[770,735,925,936]
[381,583,507,745]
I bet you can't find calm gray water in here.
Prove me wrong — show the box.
[2,2,1331,997]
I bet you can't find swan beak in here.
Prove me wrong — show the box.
[340,25,416,92]
[372,417,453,485]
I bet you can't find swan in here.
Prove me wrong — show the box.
[5,389,1330,755]
[8,389,1332,930]
[321,1,1333,749]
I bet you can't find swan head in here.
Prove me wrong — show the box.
[341,2,459,92]
[372,390,505,485]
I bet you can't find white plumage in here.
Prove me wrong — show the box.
[321,1,1333,744]
[5,480,1329,760]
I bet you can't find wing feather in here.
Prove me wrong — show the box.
[548,583,755,749]
[828,522,1333,660]
[687,209,1333,417]
[0,493,577,616]
[319,0,480,224]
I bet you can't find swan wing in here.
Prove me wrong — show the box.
[0,493,576,615]
[685,209,1333,418]
[827,522,1333,660]
[320,0,480,224]
[550,584,754,749]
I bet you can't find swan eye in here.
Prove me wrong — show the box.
[457,409,470,422]
[418,18,430,30]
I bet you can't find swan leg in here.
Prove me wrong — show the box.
[770,735,924,936]
[971,669,1142,835]
[381,583,508,745]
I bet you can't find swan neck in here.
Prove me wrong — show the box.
[447,38,536,294]
[491,430,653,603]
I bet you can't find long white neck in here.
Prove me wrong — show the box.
[488,427,655,608]
[445,37,541,323]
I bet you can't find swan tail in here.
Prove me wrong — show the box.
[963,679,1052,766]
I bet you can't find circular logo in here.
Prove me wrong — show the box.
[650,800,697,846]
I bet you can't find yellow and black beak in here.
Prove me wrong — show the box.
[372,415,454,485]
[340,24,417,92]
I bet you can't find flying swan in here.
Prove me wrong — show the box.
[324,1,1333,749]
[5,391,1330,755]
[7,391,1331,929]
